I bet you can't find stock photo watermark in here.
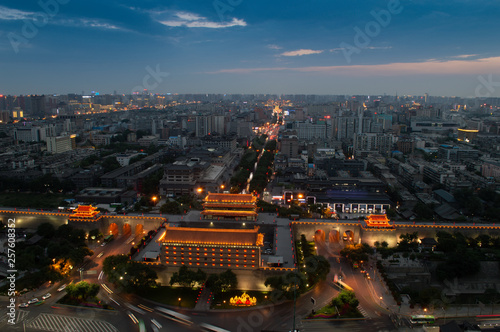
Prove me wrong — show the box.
[475,74,500,98]
[6,218,17,325]
[131,64,169,95]
[339,0,403,63]
[7,0,70,54]
[213,0,243,22]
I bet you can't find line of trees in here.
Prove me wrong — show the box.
[266,234,330,300]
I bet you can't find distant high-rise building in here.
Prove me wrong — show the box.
[0,110,9,124]
[280,135,299,158]
[29,95,46,117]
[195,115,213,137]
[46,135,75,154]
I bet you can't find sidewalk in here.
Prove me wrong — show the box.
[194,287,212,311]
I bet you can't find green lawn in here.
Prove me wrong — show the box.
[141,286,199,308]
[211,290,272,309]
[0,193,71,209]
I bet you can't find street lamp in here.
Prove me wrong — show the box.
[152,196,158,206]
[380,296,383,306]
[178,297,182,307]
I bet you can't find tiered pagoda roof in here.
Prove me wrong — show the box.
[201,193,258,219]
[364,214,393,228]
[68,205,102,222]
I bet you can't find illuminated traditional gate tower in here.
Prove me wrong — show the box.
[201,193,258,221]
[68,205,102,223]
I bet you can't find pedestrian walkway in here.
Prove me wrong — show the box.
[357,305,371,319]
[194,287,212,311]
[27,313,119,332]
[0,308,29,324]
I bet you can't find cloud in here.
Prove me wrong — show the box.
[330,46,392,53]
[365,46,393,50]
[0,6,33,20]
[280,49,323,56]
[208,56,500,75]
[58,18,122,30]
[157,11,246,28]
[451,54,478,59]
[267,44,282,50]
[0,5,122,31]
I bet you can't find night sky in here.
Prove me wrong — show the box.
[1,0,499,97]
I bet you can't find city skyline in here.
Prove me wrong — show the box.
[1,0,500,97]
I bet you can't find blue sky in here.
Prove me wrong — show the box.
[1,0,499,97]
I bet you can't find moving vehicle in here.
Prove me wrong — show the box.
[155,306,192,325]
[336,280,353,292]
[409,315,435,325]
[104,234,114,243]
[57,284,67,292]
[28,298,39,304]
[19,303,29,308]
[200,322,231,332]
[42,293,51,300]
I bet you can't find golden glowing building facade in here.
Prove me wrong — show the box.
[68,205,102,223]
[159,226,264,270]
[201,193,258,220]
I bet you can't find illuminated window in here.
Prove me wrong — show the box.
[212,248,215,251]
[196,258,200,261]
[228,249,231,252]
[244,250,247,252]
[204,248,207,251]
[220,259,223,261]
[252,250,255,253]
[252,255,255,258]
[236,265,239,267]
[252,265,255,268]
[189,247,192,250]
